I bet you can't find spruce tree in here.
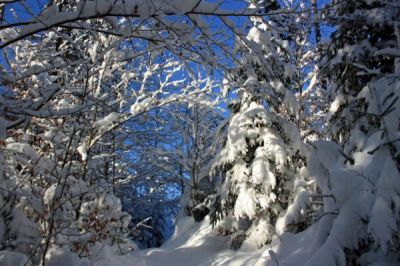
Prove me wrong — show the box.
[210,3,312,250]
[307,0,400,264]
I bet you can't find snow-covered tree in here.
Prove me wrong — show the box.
[293,0,332,141]
[0,17,138,263]
[305,0,400,264]
[210,2,312,250]
[175,104,225,218]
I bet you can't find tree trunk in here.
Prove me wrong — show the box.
[312,0,321,44]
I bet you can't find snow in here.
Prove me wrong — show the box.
[369,157,400,252]
[103,216,261,265]
[130,98,152,116]
[328,95,344,118]
[0,28,18,42]
[251,147,273,185]
[77,143,88,161]
[0,251,28,266]
[43,184,59,206]
[44,246,83,266]
[84,215,351,266]
[269,80,285,94]
[94,112,119,131]
[234,188,257,218]
[94,216,228,266]
[9,212,367,266]
[2,0,247,49]
[6,142,39,161]
[276,188,310,235]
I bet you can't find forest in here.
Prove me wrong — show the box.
[0,0,399,265]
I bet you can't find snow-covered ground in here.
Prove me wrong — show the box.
[2,214,396,265]
[96,216,323,266]
[97,216,262,266]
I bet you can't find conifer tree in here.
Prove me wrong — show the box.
[210,2,312,250]
[307,0,400,264]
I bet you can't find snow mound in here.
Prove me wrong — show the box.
[119,216,332,266]
[0,251,28,266]
[127,217,229,266]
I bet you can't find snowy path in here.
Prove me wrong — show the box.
[126,218,229,266]
[95,216,322,266]
[95,217,263,266]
